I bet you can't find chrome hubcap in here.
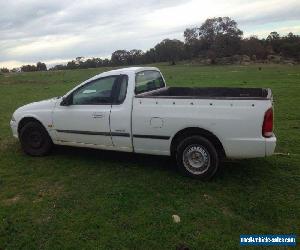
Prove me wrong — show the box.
[183,145,210,174]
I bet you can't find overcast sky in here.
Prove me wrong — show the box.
[1,0,300,69]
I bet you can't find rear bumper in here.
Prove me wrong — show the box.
[265,135,276,156]
[10,120,18,138]
[224,135,276,159]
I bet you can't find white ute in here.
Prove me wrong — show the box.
[10,67,276,179]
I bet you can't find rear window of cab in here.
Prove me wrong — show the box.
[135,70,165,94]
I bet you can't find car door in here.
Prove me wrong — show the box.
[52,75,119,147]
[109,75,132,151]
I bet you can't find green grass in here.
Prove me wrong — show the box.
[0,64,299,249]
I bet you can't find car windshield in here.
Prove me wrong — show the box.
[135,70,165,94]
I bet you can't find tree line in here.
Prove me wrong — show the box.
[1,61,47,73]
[1,17,299,73]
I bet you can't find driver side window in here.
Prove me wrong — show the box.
[72,76,118,105]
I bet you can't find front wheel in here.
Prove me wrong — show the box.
[19,121,53,156]
[175,135,219,180]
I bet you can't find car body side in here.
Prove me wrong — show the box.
[11,67,276,159]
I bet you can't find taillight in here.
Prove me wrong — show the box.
[262,108,273,138]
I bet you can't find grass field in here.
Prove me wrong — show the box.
[0,64,299,249]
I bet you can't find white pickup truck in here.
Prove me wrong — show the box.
[10,67,276,179]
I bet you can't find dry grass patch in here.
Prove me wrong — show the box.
[3,195,21,206]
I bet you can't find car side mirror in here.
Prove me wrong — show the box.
[60,95,72,106]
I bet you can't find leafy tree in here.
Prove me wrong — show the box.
[281,33,300,59]
[184,28,199,45]
[241,36,266,59]
[154,39,185,64]
[85,58,97,68]
[127,49,144,65]
[111,50,130,65]
[184,28,203,58]
[199,17,243,41]
[198,17,243,57]
[0,68,9,73]
[67,60,77,69]
[36,62,47,71]
[21,65,37,72]
[102,58,111,66]
[143,48,157,64]
[266,31,281,53]
[75,57,84,64]
[267,31,280,41]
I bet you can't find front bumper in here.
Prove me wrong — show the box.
[10,120,18,138]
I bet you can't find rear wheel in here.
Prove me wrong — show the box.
[19,121,53,156]
[175,135,219,180]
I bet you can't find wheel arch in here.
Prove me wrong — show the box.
[18,116,48,135]
[170,127,226,159]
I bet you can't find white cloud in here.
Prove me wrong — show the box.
[0,60,31,69]
[5,35,84,57]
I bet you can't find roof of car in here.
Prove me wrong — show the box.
[91,66,159,79]
[106,66,159,74]
[78,67,160,86]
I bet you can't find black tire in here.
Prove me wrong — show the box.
[19,121,53,156]
[175,135,219,180]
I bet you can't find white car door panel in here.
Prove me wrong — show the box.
[109,75,132,151]
[52,75,120,146]
[53,104,112,146]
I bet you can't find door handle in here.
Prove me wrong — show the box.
[92,113,104,118]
